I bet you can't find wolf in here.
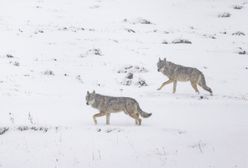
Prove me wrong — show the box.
[157,58,213,95]
[85,91,152,125]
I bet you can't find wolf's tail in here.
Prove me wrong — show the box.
[137,104,152,118]
[198,73,213,95]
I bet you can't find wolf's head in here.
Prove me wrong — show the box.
[157,58,167,72]
[86,90,96,105]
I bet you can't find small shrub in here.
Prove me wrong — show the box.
[121,78,132,86]
[117,65,148,74]
[237,47,247,55]
[125,28,135,33]
[44,70,55,76]
[126,73,133,79]
[162,40,168,44]
[239,50,246,55]
[203,34,216,39]
[137,18,152,24]
[6,54,14,58]
[17,126,48,132]
[232,31,245,36]
[17,126,29,131]
[136,79,148,87]
[218,12,231,18]
[13,61,20,66]
[86,48,103,56]
[233,5,243,9]
[123,18,153,25]
[172,39,192,44]
[0,127,9,135]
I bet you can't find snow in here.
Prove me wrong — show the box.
[0,0,248,167]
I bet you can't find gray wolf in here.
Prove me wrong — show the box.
[86,91,152,125]
[157,58,213,95]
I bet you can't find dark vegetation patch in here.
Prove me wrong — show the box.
[162,40,168,44]
[125,28,135,33]
[17,126,49,132]
[232,31,245,36]
[237,47,247,55]
[84,48,103,57]
[118,66,148,87]
[0,127,9,135]
[123,18,153,25]
[6,54,14,58]
[117,65,148,74]
[203,34,216,39]
[44,70,55,76]
[135,78,148,87]
[218,12,231,18]
[172,39,192,44]
[233,5,243,9]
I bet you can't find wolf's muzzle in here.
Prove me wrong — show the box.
[86,102,89,105]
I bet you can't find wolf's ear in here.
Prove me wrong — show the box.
[92,90,95,94]
[87,91,89,95]
[159,57,161,61]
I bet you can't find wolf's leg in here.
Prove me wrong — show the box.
[129,113,142,125]
[93,112,106,125]
[106,113,111,125]
[173,81,177,93]
[157,79,173,90]
[124,109,139,125]
[134,114,141,125]
[198,75,213,95]
[198,83,213,95]
[190,81,199,94]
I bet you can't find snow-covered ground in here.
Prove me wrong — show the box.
[0,0,248,167]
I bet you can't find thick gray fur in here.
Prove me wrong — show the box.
[157,58,213,95]
[86,91,152,125]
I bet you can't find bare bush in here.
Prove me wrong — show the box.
[172,39,192,44]
[218,12,231,18]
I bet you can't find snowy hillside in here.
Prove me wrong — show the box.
[0,0,248,167]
